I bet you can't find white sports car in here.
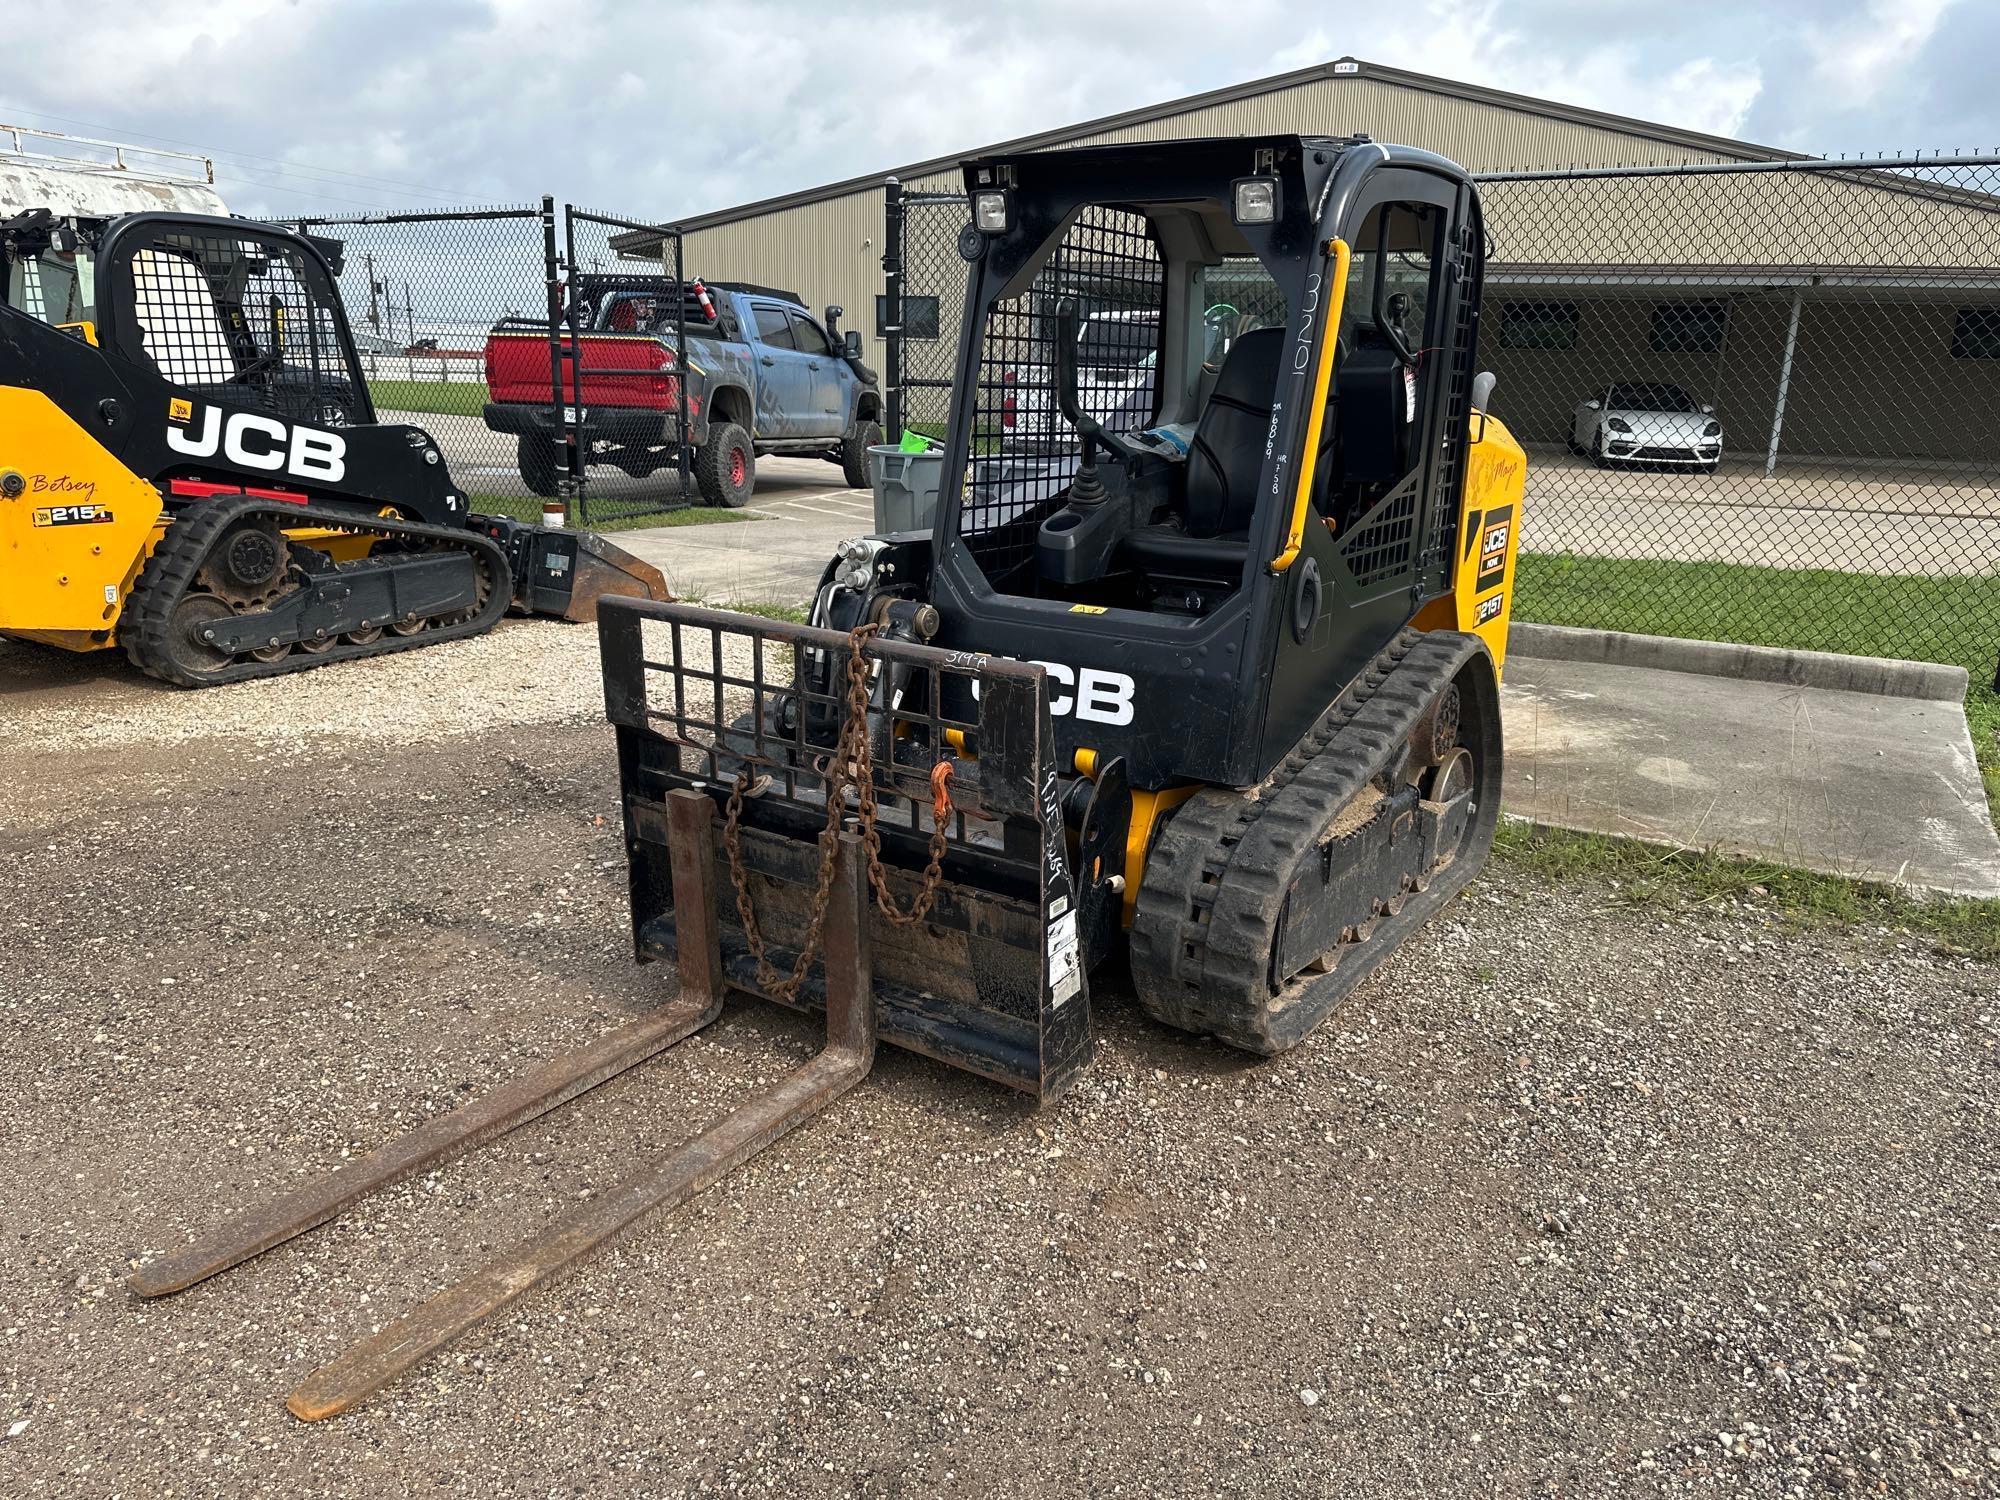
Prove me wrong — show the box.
[1571,382,1723,470]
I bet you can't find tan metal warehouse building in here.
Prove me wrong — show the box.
[627,57,1801,360]
[616,56,2000,466]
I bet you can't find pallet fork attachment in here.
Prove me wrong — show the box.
[131,602,1086,1420]
[131,791,878,1421]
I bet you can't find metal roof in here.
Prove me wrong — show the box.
[646,56,1800,237]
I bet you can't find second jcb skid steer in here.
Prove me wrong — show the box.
[131,131,1526,1419]
[0,206,666,684]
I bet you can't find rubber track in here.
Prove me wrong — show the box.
[121,495,512,687]
[1130,629,1492,1053]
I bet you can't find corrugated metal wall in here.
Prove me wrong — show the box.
[672,68,2000,466]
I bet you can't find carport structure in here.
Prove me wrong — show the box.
[1478,157,2000,479]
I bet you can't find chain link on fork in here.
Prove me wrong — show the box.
[724,622,957,1002]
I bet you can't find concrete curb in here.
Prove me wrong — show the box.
[1507,623,1969,703]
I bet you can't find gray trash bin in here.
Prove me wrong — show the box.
[868,444,945,534]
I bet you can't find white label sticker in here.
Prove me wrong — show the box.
[1403,367,1417,423]
[104,584,119,605]
[1047,911,1082,1007]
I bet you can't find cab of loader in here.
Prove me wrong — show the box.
[1,208,371,428]
[916,135,1487,789]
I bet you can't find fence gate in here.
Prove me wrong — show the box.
[562,207,694,528]
[290,203,555,523]
[884,186,970,443]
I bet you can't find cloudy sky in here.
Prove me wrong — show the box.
[3,0,1990,221]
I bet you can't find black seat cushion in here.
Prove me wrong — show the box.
[1183,326,1284,537]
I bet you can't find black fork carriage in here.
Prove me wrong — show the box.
[130,598,1093,1419]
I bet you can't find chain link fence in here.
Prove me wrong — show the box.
[1477,156,2000,684]
[887,157,2000,688]
[291,199,702,528]
[289,204,553,522]
[888,187,974,443]
[561,209,695,527]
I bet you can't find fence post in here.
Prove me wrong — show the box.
[562,207,589,527]
[539,195,572,527]
[1764,287,1804,481]
[672,226,690,503]
[882,176,904,442]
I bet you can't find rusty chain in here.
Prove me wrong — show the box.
[723,622,956,1002]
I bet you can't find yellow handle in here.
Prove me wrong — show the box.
[1269,238,1350,574]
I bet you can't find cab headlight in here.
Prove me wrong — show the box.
[1231,176,1280,225]
[972,190,1012,234]
[1605,417,1632,433]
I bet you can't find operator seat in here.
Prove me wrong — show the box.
[1116,326,1284,581]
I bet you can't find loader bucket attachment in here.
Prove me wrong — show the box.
[559,530,672,622]
[598,598,1094,1101]
[476,516,671,621]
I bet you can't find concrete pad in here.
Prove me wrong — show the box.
[1501,652,2000,898]
[611,458,874,605]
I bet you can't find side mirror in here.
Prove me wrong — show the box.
[1471,371,1496,441]
[843,329,863,360]
[1701,403,1715,415]
[1584,399,1601,411]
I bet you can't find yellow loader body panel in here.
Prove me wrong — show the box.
[1413,412,1527,672]
[0,388,163,646]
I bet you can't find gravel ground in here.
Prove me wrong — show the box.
[0,624,608,751]
[1,639,1997,1497]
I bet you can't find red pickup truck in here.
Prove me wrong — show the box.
[483,275,881,506]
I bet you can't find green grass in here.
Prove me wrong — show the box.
[467,492,749,531]
[1493,821,2000,962]
[700,600,809,624]
[368,379,486,418]
[1515,550,2000,823]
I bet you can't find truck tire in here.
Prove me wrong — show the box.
[517,434,560,497]
[695,423,755,507]
[841,419,883,489]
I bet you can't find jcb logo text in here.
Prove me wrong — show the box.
[166,405,346,483]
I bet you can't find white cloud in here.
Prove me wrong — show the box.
[1806,0,1955,103]
[0,0,1986,220]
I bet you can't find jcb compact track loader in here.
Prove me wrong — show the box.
[0,207,665,685]
[130,135,1525,1419]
